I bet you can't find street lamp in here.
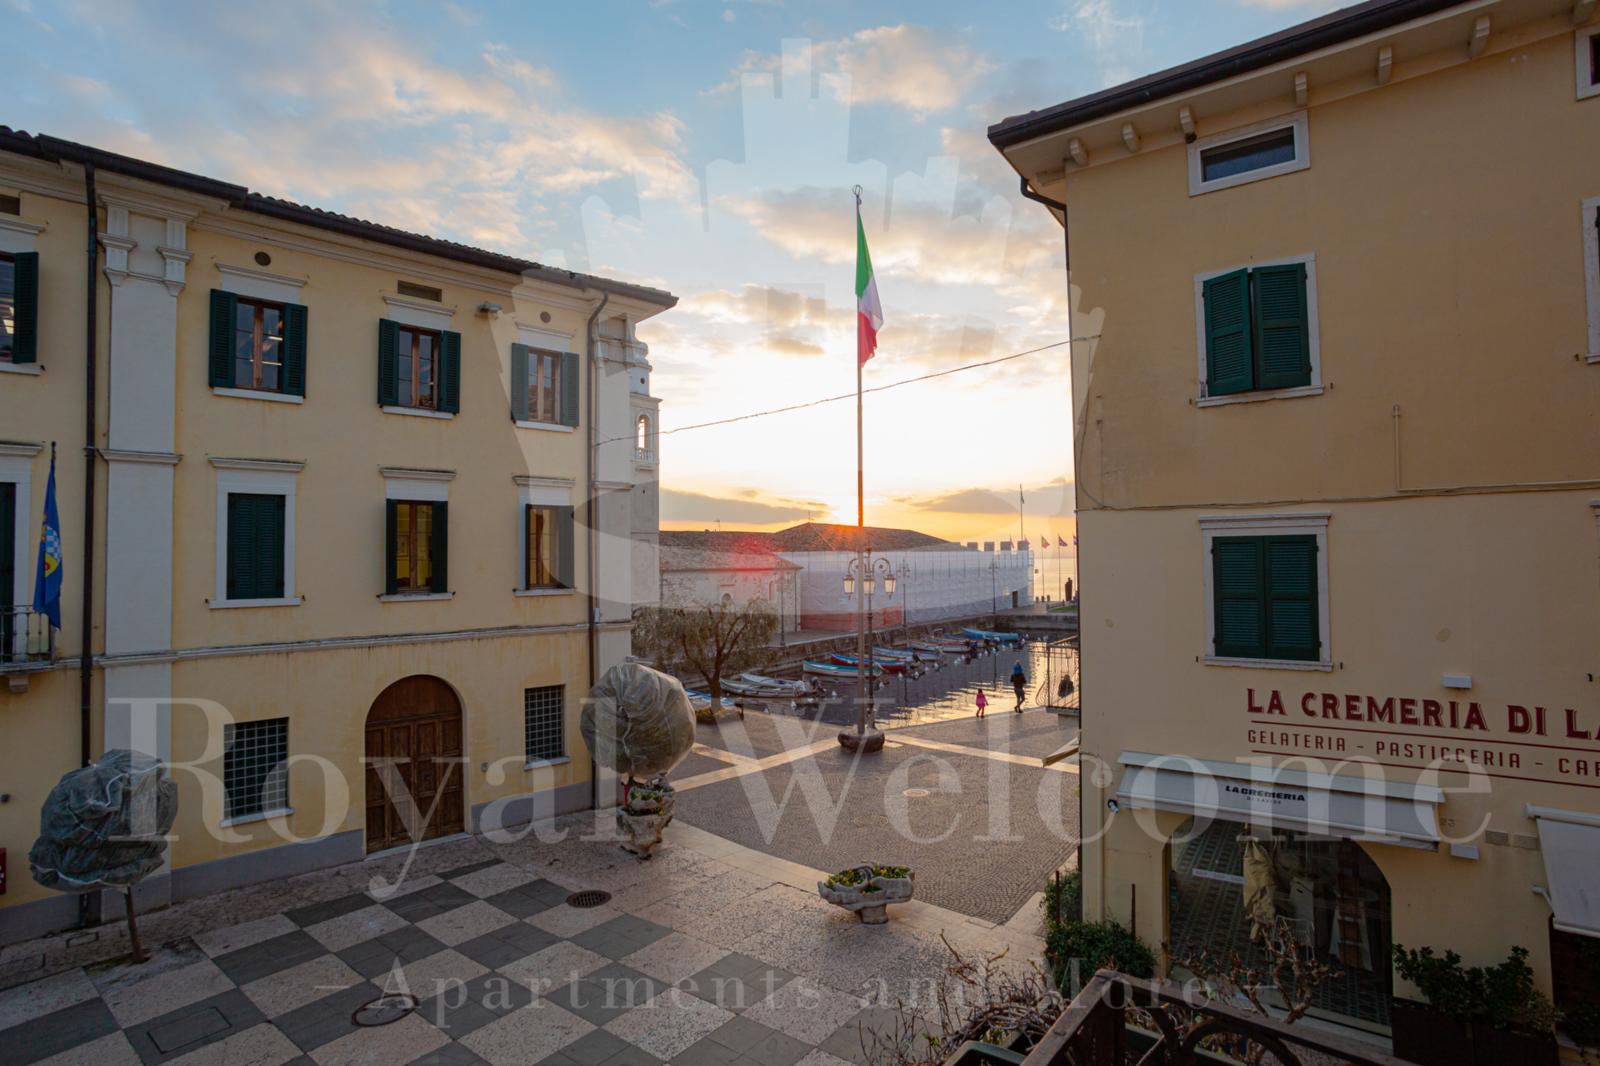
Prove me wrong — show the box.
[841,549,894,751]
[897,561,913,641]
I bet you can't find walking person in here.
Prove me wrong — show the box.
[1010,660,1028,712]
[975,689,988,718]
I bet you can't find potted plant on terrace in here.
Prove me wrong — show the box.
[819,864,914,924]
[1392,945,1559,1066]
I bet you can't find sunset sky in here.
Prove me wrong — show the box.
[2,0,1347,548]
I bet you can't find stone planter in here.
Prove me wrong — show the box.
[618,778,675,860]
[818,865,914,924]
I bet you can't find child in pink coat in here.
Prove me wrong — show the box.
[975,689,988,718]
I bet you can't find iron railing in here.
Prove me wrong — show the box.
[1,604,56,666]
[1020,971,1409,1065]
[1035,637,1080,712]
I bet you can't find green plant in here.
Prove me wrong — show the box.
[823,864,911,890]
[1046,919,1155,984]
[1394,944,1559,1035]
[1563,1003,1600,1046]
[1043,869,1081,928]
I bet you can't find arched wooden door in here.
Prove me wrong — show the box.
[364,675,464,853]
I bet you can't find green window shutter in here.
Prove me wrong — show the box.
[10,251,38,364]
[377,319,400,406]
[209,289,238,388]
[559,351,581,427]
[384,499,398,596]
[226,493,286,599]
[555,505,575,589]
[1212,536,1266,658]
[226,494,249,599]
[1251,263,1311,390]
[510,344,530,422]
[523,503,534,587]
[264,495,287,598]
[1203,269,1253,396]
[1264,535,1319,661]
[429,501,449,593]
[281,302,308,397]
[439,330,462,414]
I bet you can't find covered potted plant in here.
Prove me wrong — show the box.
[1392,945,1559,1066]
[818,864,914,924]
[580,663,696,860]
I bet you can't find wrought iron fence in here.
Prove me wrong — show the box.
[1019,970,1409,1065]
[1034,637,1079,712]
[1,604,56,666]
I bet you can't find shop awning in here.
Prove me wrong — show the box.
[1529,805,1600,938]
[1115,751,1443,848]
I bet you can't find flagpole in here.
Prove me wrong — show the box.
[854,186,867,742]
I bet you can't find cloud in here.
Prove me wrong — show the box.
[23,0,695,251]
[903,488,1017,515]
[1053,0,1149,88]
[722,187,1054,287]
[662,489,820,524]
[709,25,993,116]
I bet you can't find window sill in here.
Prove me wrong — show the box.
[382,405,454,420]
[1197,384,1323,408]
[1204,655,1333,672]
[0,362,42,376]
[514,587,575,598]
[524,756,571,771]
[213,387,303,405]
[378,591,455,602]
[514,420,574,433]
[210,596,303,609]
[1586,352,1599,364]
[220,806,294,828]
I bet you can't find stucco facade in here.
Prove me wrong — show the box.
[994,0,1600,1037]
[0,133,673,942]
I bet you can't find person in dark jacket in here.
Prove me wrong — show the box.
[1010,661,1027,711]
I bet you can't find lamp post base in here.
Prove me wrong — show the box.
[837,726,885,754]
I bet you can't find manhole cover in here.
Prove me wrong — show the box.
[902,788,930,798]
[567,890,612,909]
[352,994,416,1027]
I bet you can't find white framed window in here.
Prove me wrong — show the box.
[1584,196,1600,363]
[1200,513,1331,671]
[514,476,575,597]
[524,685,567,766]
[380,467,454,601]
[222,717,290,823]
[211,459,302,608]
[1194,253,1323,405]
[1577,22,1600,101]
[0,442,39,660]
[1188,112,1310,197]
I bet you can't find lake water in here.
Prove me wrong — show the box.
[759,639,1077,729]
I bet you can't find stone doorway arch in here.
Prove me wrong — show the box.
[364,674,465,853]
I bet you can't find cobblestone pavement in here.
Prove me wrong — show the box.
[0,816,1045,1066]
[671,709,1081,925]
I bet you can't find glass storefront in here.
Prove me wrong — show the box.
[1168,816,1394,1029]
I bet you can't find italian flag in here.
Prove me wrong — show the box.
[855,210,882,366]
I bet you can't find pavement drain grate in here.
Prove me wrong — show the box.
[902,788,930,798]
[352,994,417,1027]
[566,890,612,909]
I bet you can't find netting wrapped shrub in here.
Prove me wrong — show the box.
[581,664,695,858]
[29,750,177,961]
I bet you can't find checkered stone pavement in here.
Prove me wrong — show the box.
[0,858,958,1066]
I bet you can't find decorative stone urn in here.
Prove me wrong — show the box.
[618,776,675,859]
[818,864,914,924]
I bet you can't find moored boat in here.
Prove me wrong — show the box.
[803,659,883,678]
[829,653,911,674]
[961,627,1023,645]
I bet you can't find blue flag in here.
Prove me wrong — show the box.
[32,453,62,630]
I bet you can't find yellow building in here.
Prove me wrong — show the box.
[0,129,673,941]
[992,0,1600,1042]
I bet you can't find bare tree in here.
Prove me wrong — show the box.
[632,599,779,707]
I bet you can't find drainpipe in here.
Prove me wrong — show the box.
[1018,176,1069,270]
[80,162,97,770]
[584,290,609,811]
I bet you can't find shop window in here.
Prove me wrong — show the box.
[1168,816,1393,1028]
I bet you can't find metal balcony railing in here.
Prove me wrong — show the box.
[1017,971,1409,1065]
[1,605,56,667]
